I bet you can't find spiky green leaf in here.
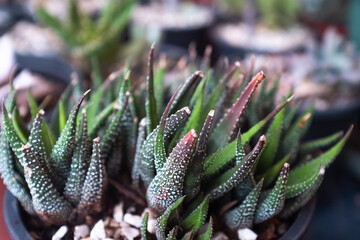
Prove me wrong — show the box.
[78,137,106,212]
[181,196,209,233]
[206,136,266,200]
[225,179,263,229]
[196,217,213,240]
[209,71,265,151]
[49,90,89,186]
[148,130,197,213]
[145,43,158,134]
[64,110,90,205]
[0,132,34,215]
[21,145,72,225]
[184,110,214,201]
[141,212,150,240]
[140,107,191,187]
[254,164,289,223]
[155,196,185,240]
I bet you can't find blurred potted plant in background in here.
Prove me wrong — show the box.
[213,0,244,22]
[131,0,214,55]
[36,0,143,76]
[246,28,360,139]
[212,0,313,60]
[300,0,347,38]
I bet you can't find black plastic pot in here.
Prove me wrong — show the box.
[279,197,316,240]
[211,26,306,61]
[15,54,80,87]
[132,4,213,55]
[4,191,33,240]
[159,43,189,61]
[162,25,211,55]
[302,98,360,140]
[3,190,316,240]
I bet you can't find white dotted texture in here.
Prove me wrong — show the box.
[79,140,106,208]
[140,108,190,187]
[22,145,72,225]
[254,165,289,223]
[147,131,196,213]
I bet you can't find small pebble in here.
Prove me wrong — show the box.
[105,228,114,238]
[147,219,156,234]
[113,202,124,223]
[109,219,120,228]
[124,213,143,228]
[237,228,257,240]
[52,226,68,240]
[127,206,136,213]
[74,224,89,240]
[113,228,123,239]
[121,226,140,240]
[212,232,229,240]
[90,220,106,240]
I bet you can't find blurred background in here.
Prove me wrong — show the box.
[0,0,360,239]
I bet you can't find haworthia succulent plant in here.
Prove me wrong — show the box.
[0,45,350,239]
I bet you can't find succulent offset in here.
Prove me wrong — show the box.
[0,46,351,239]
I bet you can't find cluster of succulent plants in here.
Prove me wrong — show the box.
[36,0,138,72]
[0,45,351,239]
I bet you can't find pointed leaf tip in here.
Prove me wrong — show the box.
[38,109,45,116]
[151,42,156,49]
[287,95,295,102]
[194,70,204,78]
[208,109,215,117]
[125,70,131,81]
[190,129,197,138]
[182,106,191,115]
[319,166,325,175]
[22,144,31,151]
[299,113,311,128]
[344,125,354,139]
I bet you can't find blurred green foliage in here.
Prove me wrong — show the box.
[36,0,138,72]
[256,0,300,28]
